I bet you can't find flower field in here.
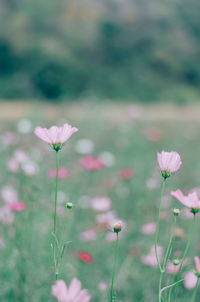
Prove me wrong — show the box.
[0,101,200,302]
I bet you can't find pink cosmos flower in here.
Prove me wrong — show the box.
[141,222,156,235]
[91,197,111,211]
[141,245,163,268]
[184,271,197,290]
[0,205,15,225]
[7,158,19,173]
[80,155,105,171]
[194,256,200,275]
[34,123,78,150]
[52,278,91,302]
[166,259,187,274]
[9,202,27,212]
[171,189,200,213]
[48,167,69,179]
[157,151,182,178]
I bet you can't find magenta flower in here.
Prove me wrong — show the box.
[171,190,200,214]
[157,151,182,178]
[9,202,27,212]
[194,256,200,276]
[80,155,105,171]
[34,123,78,151]
[52,278,91,302]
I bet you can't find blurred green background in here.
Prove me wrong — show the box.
[0,0,200,102]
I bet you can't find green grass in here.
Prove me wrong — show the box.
[0,102,200,301]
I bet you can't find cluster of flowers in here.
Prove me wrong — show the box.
[34,123,124,302]
[155,151,200,302]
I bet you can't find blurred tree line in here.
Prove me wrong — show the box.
[0,0,199,102]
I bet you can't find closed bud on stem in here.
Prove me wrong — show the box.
[113,221,122,233]
[53,143,62,152]
[173,208,180,216]
[66,202,73,209]
[161,170,171,179]
[173,258,180,266]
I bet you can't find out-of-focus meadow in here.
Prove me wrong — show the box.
[0,0,200,102]
[0,101,200,301]
[0,0,200,301]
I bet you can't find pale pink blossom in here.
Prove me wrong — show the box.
[194,256,200,275]
[184,271,197,290]
[95,211,117,227]
[91,197,111,211]
[7,158,19,173]
[48,167,69,179]
[141,245,163,268]
[166,259,187,274]
[171,190,200,212]
[52,278,91,302]
[14,150,29,163]
[1,187,18,204]
[0,205,15,225]
[22,161,38,175]
[80,155,105,171]
[79,228,97,242]
[34,123,78,147]
[157,151,182,175]
[141,222,156,235]
[98,282,108,292]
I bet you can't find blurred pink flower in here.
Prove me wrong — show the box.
[48,167,69,179]
[105,231,123,242]
[9,202,27,212]
[141,222,156,235]
[1,131,18,145]
[34,123,78,147]
[79,228,97,242]
[98,282,108,292]
[14,150,29,163]
[0,205,15,225]
[166,259,187,274]
[80,155,105,171]
[120,168,134,180]
[146,127,162,142]
[95,211,117,228]
[184,271,197,290]
[22,161,38,175]
[52,278,91,302]
[141,245,163,268]
[1,187,18,204]
[7,158,19,173]
[91,197,111,211]
[194,256,200,275]
[171,190,200,212]
[157,151,182,175]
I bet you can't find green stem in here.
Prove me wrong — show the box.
[56,210,69,273]
[110,233,119,302]
[155,179,166,273]
[163,216,177,271]
[53,151,59,280]
[191,278,199,302]
[168,274,175,302]
[159,216,177,302]
[174,214,196,301]
[54,151,59,235]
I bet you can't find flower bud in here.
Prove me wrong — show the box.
[113,221,122,233]
[53,143,62,152]
[66,202,73,209]
[161,170,171,179]
[173,208,180,216]
[173,258,180,266]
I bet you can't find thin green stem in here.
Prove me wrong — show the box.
[110,233,119,302]
[155,179,166,273]
[54,151,59,235]
[163,216,177,271]
[53,151,59,280]
[167,274,176,302]
[191,278,199,302]
[56,210,69,272]
[174,214,196,301]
